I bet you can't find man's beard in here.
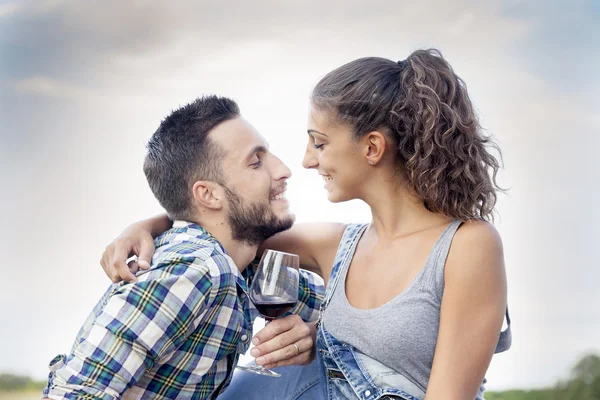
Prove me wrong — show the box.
[225,187,294,246]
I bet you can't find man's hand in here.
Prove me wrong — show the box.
[100,224,155,283]
[250,315,317,369]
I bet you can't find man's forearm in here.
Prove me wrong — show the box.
[139,213,173,238]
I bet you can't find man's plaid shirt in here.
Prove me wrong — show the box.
[43,221,324,400]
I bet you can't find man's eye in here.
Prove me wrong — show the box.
[251,160,262,168]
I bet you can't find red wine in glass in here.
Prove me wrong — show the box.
[253,300,298,320]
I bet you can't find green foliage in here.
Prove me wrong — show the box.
[487,353,600,400]
[0,373,45,392]
[486,389,564,400]
[572,354,600,385]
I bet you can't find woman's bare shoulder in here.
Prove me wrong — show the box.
[453,219,503,251]
[446,220,504,281]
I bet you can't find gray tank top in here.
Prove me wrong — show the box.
[323,220,511,397]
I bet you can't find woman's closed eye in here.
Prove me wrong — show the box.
[308,133,326,150]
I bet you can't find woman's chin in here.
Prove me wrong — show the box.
[326,190,347,204]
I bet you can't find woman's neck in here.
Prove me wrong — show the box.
[361,179,451,245]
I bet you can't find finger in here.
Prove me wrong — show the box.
[101,247,120,283]
[255,336,314,367]
[262,336,316,369]
[126,256,140,274]
[101,251,109,276]
[136,237,155,270]
[262,351,313,369]
[255,335,313,365]
[262,354,306,369]
[252,318,310,357]
[112,243,138,283]
[252,315,303,345]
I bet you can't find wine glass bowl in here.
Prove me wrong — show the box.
[250,251,299,321]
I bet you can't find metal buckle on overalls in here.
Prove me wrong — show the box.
[327,369,346,380]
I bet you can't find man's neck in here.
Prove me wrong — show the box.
[187,218,258,272]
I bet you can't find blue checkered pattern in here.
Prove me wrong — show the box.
[43,221,323,400]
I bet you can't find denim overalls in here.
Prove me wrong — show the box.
[315,223,512,400]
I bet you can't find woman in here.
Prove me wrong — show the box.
[103,49,510,399]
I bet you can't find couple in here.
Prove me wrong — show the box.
[43,49,511,400]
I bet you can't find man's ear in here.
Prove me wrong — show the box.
[192,181,224,210]
[363,130,387,166]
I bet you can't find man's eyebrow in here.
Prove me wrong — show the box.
[244,145,268,161]
[308,129,328,137]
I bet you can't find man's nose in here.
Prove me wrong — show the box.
[272,154,292,180]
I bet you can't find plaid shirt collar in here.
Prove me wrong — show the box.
[170,220,253,290]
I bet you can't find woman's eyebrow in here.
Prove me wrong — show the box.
[307,129,328,137]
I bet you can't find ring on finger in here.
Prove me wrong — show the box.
[292,342,300,356]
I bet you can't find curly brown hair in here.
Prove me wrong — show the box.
[311,49,502,221]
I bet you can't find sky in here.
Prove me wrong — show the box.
[1,0,599,392]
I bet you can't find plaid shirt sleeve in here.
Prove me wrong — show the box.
[45,257,213,400]
[289,268,324,322]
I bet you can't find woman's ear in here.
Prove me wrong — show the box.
[363,131,387,166]
[192,181,224,210]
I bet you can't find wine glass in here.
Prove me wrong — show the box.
[236,250,300,377]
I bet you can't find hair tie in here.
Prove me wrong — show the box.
[397,59,408,68]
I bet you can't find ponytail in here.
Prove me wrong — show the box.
[312,48,503,221]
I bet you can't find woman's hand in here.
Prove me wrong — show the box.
[250,315,317,370]
[100,224,155,283]
[100,214,171,283]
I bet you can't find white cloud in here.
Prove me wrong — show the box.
[13,76,90,98]
[0,1,22,18]
[0,0,69,18]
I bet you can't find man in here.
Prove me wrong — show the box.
[42,96,323,400]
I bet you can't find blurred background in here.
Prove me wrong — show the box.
[1,0,599,398]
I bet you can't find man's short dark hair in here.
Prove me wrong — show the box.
[144,95,240,220]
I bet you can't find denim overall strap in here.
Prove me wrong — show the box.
[315,223,368,330]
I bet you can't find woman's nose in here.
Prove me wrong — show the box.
[302,143,318,169]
